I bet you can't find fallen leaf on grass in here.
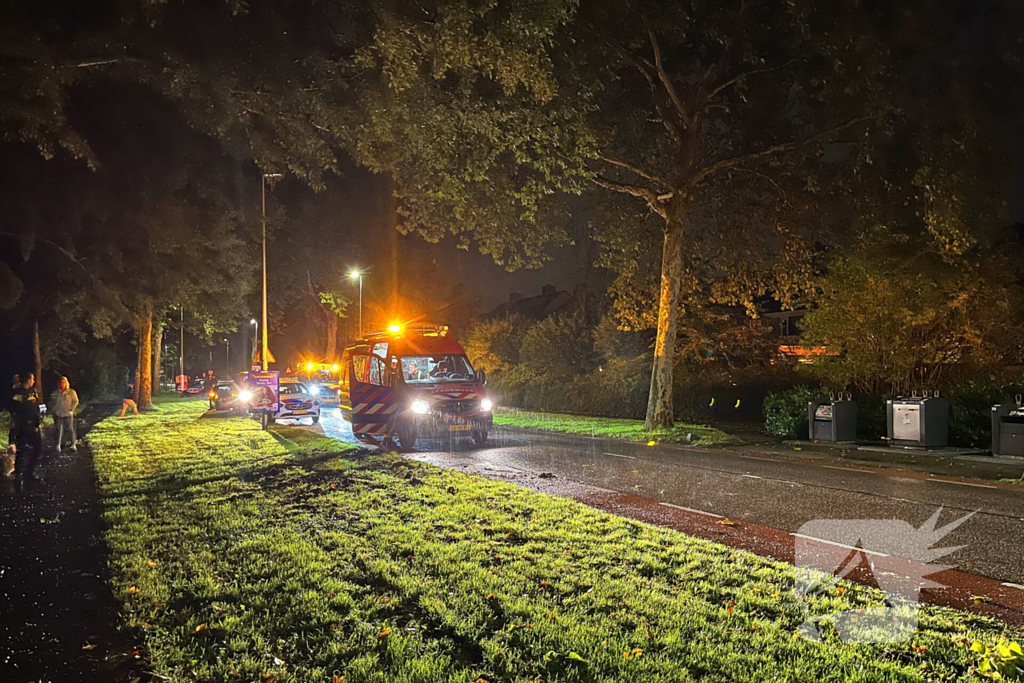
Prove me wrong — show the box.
[261,675,278,682]
[332,676,345,683]
[126,586,140,595]
[912,644,928,653]
[377,627,390,639]
[835,587,846,595]
[82,643,97,650]
[193,623,210,634]
[147,560,157,568]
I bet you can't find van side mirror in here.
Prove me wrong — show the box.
[477,370,487,385]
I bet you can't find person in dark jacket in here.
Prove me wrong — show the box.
[7,374,20,447]
[121,382,139,418]
[11,375,42,480]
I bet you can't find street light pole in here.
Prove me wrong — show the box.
[224,338,230,375]
[249,319,257,371]
[261,173,282,430]
[179,306,185,397]
[349,269,364,337]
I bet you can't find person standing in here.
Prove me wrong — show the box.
[121,382,139,418]
[51,376,79,452]
[7,374,20,447]
[11,375,42,481]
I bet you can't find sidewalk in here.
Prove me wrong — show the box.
[722,435,1024,485]
[0,404,144,683]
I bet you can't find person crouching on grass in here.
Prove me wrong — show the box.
[121,382,139,418]
[51,376,79,452]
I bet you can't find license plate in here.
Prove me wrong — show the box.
[291,410,308,415]
[449,424,471,432]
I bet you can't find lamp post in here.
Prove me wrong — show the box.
[349,269,363,337]
[224,338,230,375]
[179,306,185,397]
[249,319,257,370]
[261,172,283,430]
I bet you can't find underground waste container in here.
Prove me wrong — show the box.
[808,394,857,442]
[887,393,949,449]
[991,397,1024,457]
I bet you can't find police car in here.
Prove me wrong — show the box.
[273,378,321,424]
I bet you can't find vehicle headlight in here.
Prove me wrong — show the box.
[480,398,493,412]
[411,399,430,415]
[238,390,253,402]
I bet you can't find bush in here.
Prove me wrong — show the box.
[946,379,1024,449]
[519,313,596,380]
[464,315,533,374]
[763,387,824,437]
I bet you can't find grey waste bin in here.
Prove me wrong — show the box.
[992,397,1024,457]
[887,393,948,448]
[808,394,857,442]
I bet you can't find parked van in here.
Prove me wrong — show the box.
[339,324,493,449]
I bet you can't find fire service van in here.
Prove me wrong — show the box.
[339,324,493,450]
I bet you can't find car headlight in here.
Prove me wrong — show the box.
[411,399,430,415]
[481,398,493,412]
[238,390,253,402]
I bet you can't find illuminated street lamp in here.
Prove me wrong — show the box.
[349,269,364,337]
[223,338,230,375]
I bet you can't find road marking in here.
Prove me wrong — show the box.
[742,474,762,479]
[1001,582,1024,591]
[602,452,636,459]
[927,478,997,489]
[739,455,776,462]
[791,533,890,558]
[822,465,877,474]
[658,502,723,518]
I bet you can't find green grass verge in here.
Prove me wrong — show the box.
[90,399,1013,682]
[492,408,743,447]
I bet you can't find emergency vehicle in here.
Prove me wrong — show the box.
[339,324,493,450]
[299,361,341,405]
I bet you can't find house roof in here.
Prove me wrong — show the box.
[486,285,575,320]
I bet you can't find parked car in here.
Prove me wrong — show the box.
[184,379,206,396]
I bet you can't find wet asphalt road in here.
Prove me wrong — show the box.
[317,411,1024,585]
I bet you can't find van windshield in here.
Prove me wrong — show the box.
[400,355,476,383]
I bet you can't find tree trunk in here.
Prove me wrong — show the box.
[152,323,164,396]
[325,311,338,361]
[136,305,154,410]
[644,214,686,430]
[32,317,42,401]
